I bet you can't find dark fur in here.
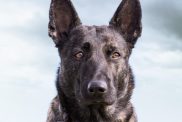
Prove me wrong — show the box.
[46,0,142,122]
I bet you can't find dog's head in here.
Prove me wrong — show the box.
[49,0,142,107]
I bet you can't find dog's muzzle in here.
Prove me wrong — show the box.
[80,80,115,106]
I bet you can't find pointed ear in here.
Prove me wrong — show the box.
[48,0,81,46]
[110,0,142,48]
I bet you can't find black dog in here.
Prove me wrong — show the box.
[46,0,142,122]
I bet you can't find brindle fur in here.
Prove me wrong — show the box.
[46,0,142,122]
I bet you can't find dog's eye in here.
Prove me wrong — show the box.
[111,52,121,59]
[74,52,83,60]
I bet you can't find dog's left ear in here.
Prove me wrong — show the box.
[110,0,142,48]
[48,0,81,47]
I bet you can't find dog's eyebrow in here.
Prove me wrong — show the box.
[82,42,91,52]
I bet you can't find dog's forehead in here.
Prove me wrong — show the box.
[69,25,126,45]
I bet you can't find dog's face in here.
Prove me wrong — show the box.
[49,0,142,107]
[60,25,130,106]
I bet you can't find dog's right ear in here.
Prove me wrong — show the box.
[48,0,81,47]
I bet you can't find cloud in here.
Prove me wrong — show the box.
[143,0,182,42]
[0,1,57,121]
[0,0,50,44]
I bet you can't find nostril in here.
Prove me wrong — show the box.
[88,88,94,93]
[98,87,106,93]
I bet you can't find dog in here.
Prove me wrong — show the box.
[46,0,142,122]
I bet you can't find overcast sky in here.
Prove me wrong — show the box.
[0,0,182,122]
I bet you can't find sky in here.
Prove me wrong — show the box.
[0,0,182,122]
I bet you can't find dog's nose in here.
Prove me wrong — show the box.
[87,80,107,95]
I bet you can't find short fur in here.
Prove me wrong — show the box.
[46,0,142,122]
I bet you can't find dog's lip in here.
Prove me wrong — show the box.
[85,99,115,106]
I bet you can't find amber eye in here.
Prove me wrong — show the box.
[111,52,121,59]
[74,52,83,59]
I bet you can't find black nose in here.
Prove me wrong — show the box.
[87,80,107,96]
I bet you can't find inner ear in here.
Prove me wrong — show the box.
[109,0,142,47]
[49,0,82,46]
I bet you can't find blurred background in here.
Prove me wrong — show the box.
[0,0,182,122]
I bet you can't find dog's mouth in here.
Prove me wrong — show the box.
[91,100,115,106]
[78,97,116,107]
